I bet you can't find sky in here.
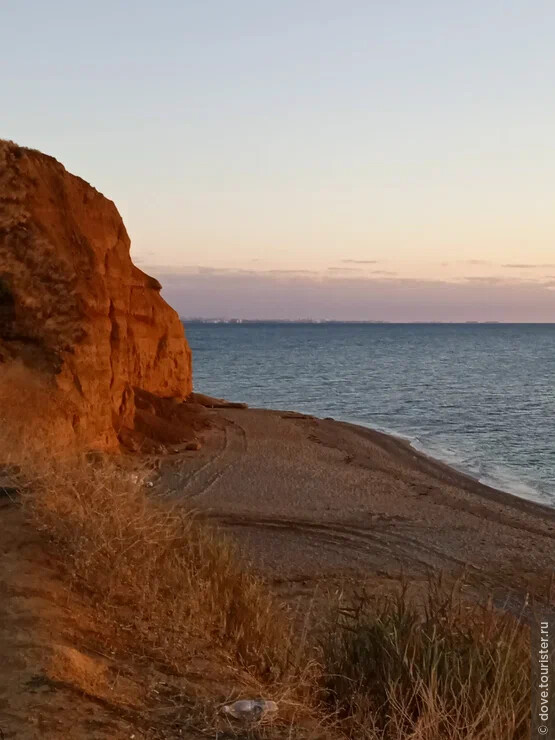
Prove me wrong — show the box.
[2,0,555,320]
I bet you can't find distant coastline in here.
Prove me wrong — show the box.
[181,318,551,325]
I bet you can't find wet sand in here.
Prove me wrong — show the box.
[161,406,555,604]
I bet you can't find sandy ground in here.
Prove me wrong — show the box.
[0,489,331,740]
[161,407,555,606]
[2,406,554,738]
[0,496,254,740]
[0,493,150,740]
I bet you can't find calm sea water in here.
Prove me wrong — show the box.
[186,323,555,507]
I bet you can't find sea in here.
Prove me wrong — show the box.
[186,323,555,508]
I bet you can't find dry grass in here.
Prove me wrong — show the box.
[0,366,293,680]
[10,452,292,681]
[0,364,319,736]
[0,367,533,738]
[16,445,530,740]
[320,581,530,739]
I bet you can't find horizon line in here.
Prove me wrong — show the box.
[181,318,555,325]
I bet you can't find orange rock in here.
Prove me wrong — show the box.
[0,140,192,450]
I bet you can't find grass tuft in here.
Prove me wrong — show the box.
[21,453,292,680]
[320,581,530,739]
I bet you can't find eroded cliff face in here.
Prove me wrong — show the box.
[0,140,193,449]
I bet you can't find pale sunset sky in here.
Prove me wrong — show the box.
[3,1,555,320]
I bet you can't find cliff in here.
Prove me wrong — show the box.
[0,140,193,450]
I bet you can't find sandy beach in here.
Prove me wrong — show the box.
[161,405,555,605]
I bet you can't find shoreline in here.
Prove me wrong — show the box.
[334,417,555,521]
[163,404,555,600]
[352,418,549,508]
[281,407,551,510]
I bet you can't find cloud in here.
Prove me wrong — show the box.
[341,259,379,264]
[461,260,555,270]
[502,263,555,269]
[267,269,317,275]
[463,276,514,285]
[148,265,278,277]
[462,274,555,285]
[195,266,259,276]
[151,268,555,322]
[328,266,363,273]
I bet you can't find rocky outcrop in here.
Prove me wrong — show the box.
[0,140,193,450]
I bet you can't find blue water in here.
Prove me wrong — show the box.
[186,323,555,507]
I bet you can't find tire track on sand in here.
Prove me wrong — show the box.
[177,419,247,500]
[205,512,478,575]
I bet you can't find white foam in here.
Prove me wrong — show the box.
[340,415,553,507]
